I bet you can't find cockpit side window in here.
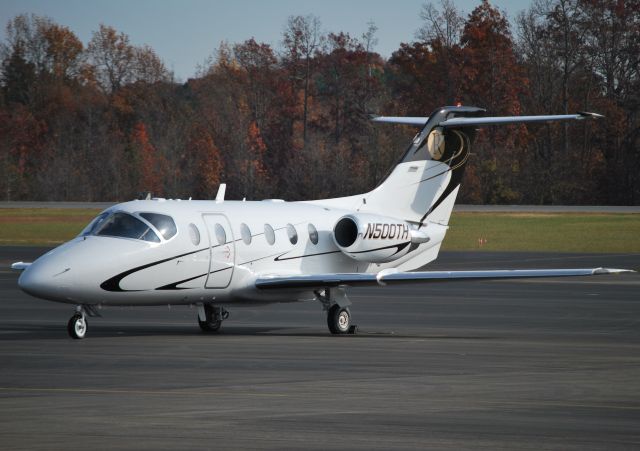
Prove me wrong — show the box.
[94,212,160,243]
[80,212,110,236]
[139,213,177,240]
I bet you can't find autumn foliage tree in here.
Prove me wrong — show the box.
[459,0,529,203]
[187,125,223,198]
[131,122,165,195]
[0,4,638,204]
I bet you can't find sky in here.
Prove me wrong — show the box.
[0,0,533,82]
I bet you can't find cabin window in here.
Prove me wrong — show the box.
[264,224,275,245]
[240,223,252,245]
[188,223,200,246]
[94,212,160,243]
[214,223,227,245]
[139,213,177,240]
[308,223,319,245]
[287,224,298,245]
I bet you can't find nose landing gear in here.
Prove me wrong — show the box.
[67,313,87,339]
[67,305,101,339]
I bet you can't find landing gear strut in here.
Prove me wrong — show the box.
[316,287,357,335]
[198,304,229,333]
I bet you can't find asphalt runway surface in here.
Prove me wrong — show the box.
[1,247,639,450]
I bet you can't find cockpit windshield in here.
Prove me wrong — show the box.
[82,212,160,243]
[80,212,110,236]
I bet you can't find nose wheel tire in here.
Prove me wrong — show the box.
[327,305,351,334]
[67,314,88,339]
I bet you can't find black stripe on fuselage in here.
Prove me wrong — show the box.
[100,247,209,292]
[101,237,416,292]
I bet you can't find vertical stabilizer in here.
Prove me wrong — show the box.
[360,106,484,227]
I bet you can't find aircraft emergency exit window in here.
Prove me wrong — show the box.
[240,223,252,245]
[95,212,160,243]
[308,223,319,245]
[287,224,298,245]
[264,224,275,245]
[215,223,227,245]
[140,213,177,240]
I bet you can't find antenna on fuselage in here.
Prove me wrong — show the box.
[215,183,226,202]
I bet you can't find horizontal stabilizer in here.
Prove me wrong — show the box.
[256,267,633,289]
[439,112,604,128]
[370,112,603,128]
[11,262,31,271]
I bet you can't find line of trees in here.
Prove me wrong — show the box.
[1,0,638,204]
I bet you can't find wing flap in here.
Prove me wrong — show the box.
[255,267,633,290]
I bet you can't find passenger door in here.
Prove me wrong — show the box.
[203,214,235,288]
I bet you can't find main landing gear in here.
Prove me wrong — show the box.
[198,304,229,333]
[67,305,101,339]
[316,287,358,335]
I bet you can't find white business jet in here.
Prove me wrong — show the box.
[11,106,631,339]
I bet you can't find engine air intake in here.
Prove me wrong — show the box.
[334,217,358,248]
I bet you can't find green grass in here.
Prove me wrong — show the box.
[0,208,639,253]
[443,213,640,253]
[0,209,100,246]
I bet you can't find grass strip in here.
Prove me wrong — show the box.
[443,213,640,253]
[0,209,100,246]
[0,208,638,253]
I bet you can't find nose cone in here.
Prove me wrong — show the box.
[18,256,74,302]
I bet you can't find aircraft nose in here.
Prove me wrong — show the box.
[18,258,74,301]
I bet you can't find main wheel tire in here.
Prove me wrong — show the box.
[67,314,87,339]
[327,305,350,335]
[198,318,222,333]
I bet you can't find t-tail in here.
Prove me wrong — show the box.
[310,105,602,271]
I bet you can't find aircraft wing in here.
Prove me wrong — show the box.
[255,267,632,290]
[11,262,31,271]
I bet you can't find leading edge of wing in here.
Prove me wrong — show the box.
[255,268,634,289]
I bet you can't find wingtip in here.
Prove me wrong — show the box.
[577,111,605,119]
[592,267,635,275]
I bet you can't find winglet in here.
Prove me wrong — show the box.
[11,262,31,271]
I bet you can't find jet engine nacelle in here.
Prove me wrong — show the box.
[333,214,426,263]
